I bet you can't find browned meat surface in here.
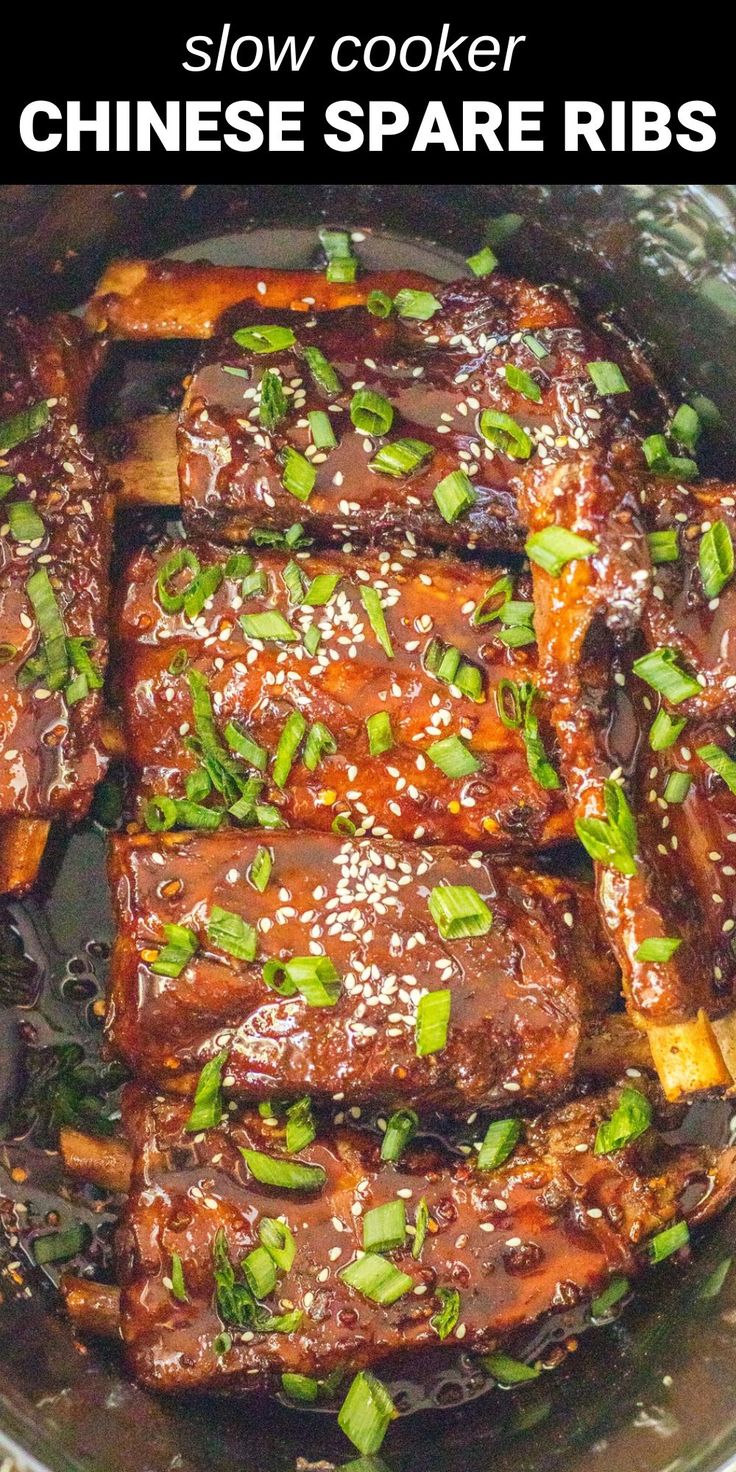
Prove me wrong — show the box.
[85,260,438,339]
[106,829,617,1111]
[115,539,572,851]
[177,275,664,551]
[0,312,110,820]
[116,1079,735,1394]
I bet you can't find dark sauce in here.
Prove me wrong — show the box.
[2,218,736,1472]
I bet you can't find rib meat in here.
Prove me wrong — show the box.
[177,275,663,551]
[115,1079,736,1394]
[107,829,617,1111]
[115,540,571,851]
[0,312,110,822]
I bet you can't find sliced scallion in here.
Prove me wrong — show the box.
[232,325,296,354]
[477,1118,521,1171]
[525,524,598,577]
[370,438,433,479]
[272,711,307,788]
[433,468,476,524]
[427,733,481,779]
[240,1148,326,1191]
[586,361,629,395]
[303,572,340,606]
[259,369,287,430]
[479,409,532,460]
[380,1109,418,1164]
[362,1200,407,1254]
[185,1049,228,1132]
[649,710,686,751]
[466,245,498,277]
[393,288,441,321]
[338,1371,396,1455]
[150,923,199,978]
[648,529,679,565]
[697,743,736,795]
[340,1252,413,1305]
[0,399,49,452]
[649,1220,689,1263]
[350,389,394,436]
[360,586,393,658]
[594,1086,652,1154]
[366,710,394,757]
[249,845,272,893]
[303,720,337,771]
[428,884,492,940]
[207,907,257,962]
[699,520,734,599]
[308,410,337,450]
[505,363,542,403]
[280,446,316,502]
[430,1287,460,1340]
[240,610,298,643]
[415,988,452,1056]
[632,647,699,704]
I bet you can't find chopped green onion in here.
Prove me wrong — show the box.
[370,438,433,478]
[591,1275,629,1319]
[280,446,316,502]
[366,710,394,757]
[586,361,629,395]
[466,246,498,277]
[249,845,272,893]
[319,227,357,284]
[671,403,701,449]
[184,563,224,620]
[308,410,337,450]
[574,779,638,877]
[240,1148,326,1192]
[0,474,15,497]
[302,346,341,397]
[260,1217,297,1272]
[281,1373,320,1404]
[273,711,307,788]
[412,1198,429,1259]
[663,770,692,804]
[241,568,267,597]
[483,1353,540,1386]
[699,520,734,599]
[485,212,524,248]
[472,574,515,627]
[427,733,480,779]
[0,399,49,452]
[143,794,223,832]
[338,1371,396,1456]
[594,1086,652,1154]
[362,1200,407,1254]
[285,1097,316,1154]
[477,1118,521,1171]
[170,1253,188,1302]
[393,288,441,321]
[350,389,394,436]
[380,1109,418,1164]
[303,573,340,608]
[156,547,201,613]
[25,567,68,691]
[340,1252,413,1305]
[259,369,287,430]
[649,710,686,751]
[649,1220,689,1263]
[304,624,321,656]
[455,660,485,699]
[428,884,492,940]
[225,720,268,771]
[0,643,17,664]
[505,363,542,403]
[332,813,356,836]
[303,720,338,771]
[433,468,476,523]
[240,610,298,643]
[522,332,548,359]
[6,500,44,542]
[185,1050,228,1132]
[282,559,306,604]
[642,434,698,479]
[32,1222,89,1265]
[697,743,736,795]
[360,586,393,658]
[632,647,700,704]
[232,325,296,354]
[497,681,561,791]
[431,1287,461,1340]
[366,289,393,318]
[648,529,679,565]
[699,1257,732,1300]
[525,525,598,576]
[479,409,532,460]
[243,1245,277,1299]
[415,989,452,1056]
[263,954,341,1007]
[207,907,257,962]
[213,1332,232,1356]
[635,937,682,963]
[150,923,199,978]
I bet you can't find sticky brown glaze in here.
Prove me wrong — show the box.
[115,539,572,851]
[642,480,736,721]
[177,274,664,551]
[106,828,617,1112]
[115,1080,736,1395]
[0,312,110,819]
[85,261,438,339]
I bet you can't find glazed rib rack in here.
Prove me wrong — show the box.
[7,244,736,1449]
